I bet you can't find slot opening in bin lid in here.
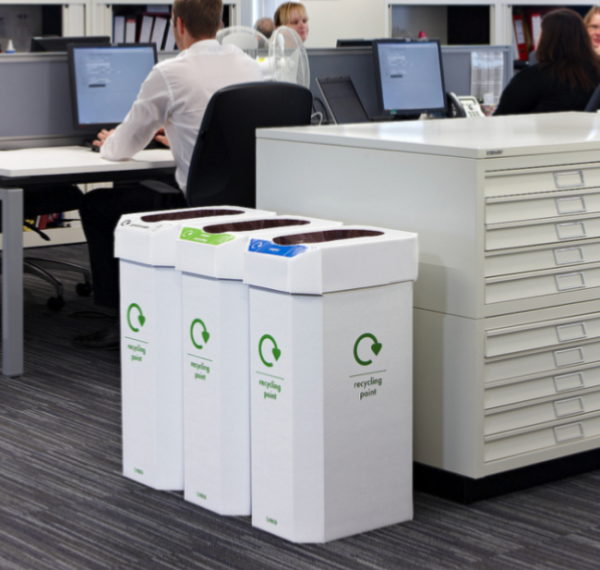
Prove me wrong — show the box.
[141,208,245,223]
[203,218,310,234]
[274,229,384,245]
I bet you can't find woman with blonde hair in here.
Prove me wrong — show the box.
[584,6,600,54]
[274,2,309,42]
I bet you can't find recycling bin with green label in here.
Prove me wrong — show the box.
[175,216,341,515]
[114,206,275,491]
[243,226,418,542]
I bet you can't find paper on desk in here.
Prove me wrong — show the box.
[471,51,504,105]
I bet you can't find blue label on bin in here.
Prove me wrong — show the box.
[248,239,308,257]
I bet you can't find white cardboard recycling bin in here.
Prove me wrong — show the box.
[244,226,418,542]
[114,206,275,490]
[175,216,342,515]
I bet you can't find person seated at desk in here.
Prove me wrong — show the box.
[585,6,600,55]
[495,9,600,116]
[74,0,262,350]
[255,17,275,39]
[274,2,309,43]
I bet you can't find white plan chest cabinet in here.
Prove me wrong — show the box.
[256,112,600,480]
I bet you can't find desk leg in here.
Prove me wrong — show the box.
[0,188,23,377]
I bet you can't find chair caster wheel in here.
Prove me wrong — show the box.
[76,282,93,297]
[47,296,65,312]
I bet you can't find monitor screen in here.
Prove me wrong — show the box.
[317,76,369,124]
[31,36,111,52]
[372,40,447,117]
[68,44,157,130]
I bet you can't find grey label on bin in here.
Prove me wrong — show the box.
[554,347,585,367]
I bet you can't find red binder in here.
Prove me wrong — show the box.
[513,14,528,61]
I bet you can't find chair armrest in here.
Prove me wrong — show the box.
[140,179,182,195]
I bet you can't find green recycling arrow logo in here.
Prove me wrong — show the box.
[353,333,382,366]
[127,303,146,333]
[259,334,281,368]
[190,318,210,350]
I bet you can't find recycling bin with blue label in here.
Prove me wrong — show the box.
[175,216,341,515]
[244,226,418,542]
[114,206,275,491]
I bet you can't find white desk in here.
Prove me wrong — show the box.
[0,146,175,377]
[255,112,600,483]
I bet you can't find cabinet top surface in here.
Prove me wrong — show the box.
[258,112,600,159]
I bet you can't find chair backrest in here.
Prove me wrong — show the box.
[585,83,600,112]
[185,82,313,208]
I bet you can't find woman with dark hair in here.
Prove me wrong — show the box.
[495,8,600,115]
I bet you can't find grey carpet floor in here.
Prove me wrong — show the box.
[0,243,599,570]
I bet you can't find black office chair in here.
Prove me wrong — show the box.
[0,184,92,311]
[585,83,600,112]
[141,82,313,207]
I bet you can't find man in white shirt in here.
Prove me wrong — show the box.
[74,0,262,349]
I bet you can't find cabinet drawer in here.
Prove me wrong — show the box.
[485,390,600,436]
[485,242,600,277]
[485,366,600,409]
[486,216,600,251]
[485,314,600,358]
[485,167,598,199]
[485,265,600,304]
[484,415,600,463]
[486,193,600,225]
[485,340,600,383]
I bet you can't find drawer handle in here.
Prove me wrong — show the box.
[554,247,585,266]
[554,170,584,189]
[554,372,585,392]
[555,272,586,291]
[556,323,588,342]
[556,222,587,240]
[554,422,584,443]
[554,397,585,418]
[553,347,585,367]
[556,196,587,215]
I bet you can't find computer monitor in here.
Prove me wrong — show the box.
[31,36,111,52]
[68,44,158,131]
[372,39,447,117]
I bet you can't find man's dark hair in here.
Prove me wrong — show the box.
[537,8,600,90]
[172,0,223,39]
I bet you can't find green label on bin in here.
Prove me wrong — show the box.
[179,227,234,246]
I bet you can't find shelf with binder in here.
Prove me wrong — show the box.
[0,1,90,52]
[502,4,593,61]
[91,1,240,40]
